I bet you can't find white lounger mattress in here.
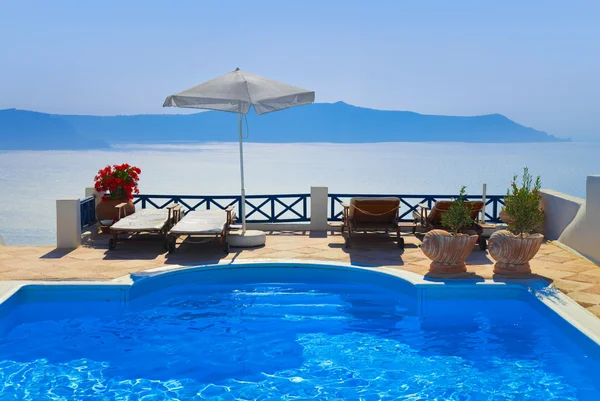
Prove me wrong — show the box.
[170,210,228,235]
[111,209,170,232]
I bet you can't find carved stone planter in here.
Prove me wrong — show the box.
[488,230,544,275]
[421,229,478,274]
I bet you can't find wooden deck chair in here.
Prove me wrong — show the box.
[412,200,487,249]
[109,204,181,250]
[340,197,405,248]
[167,207,236,253]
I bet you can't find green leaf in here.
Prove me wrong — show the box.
[440,186,474,234]
[503,167,543,235]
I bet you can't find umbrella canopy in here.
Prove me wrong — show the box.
[163,68,315,234]
[163,68,315,115]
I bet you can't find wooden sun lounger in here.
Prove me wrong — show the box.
[167,206,236,254]
[412,200,487,249]
[109,204,181,250]
[341,197,407,249]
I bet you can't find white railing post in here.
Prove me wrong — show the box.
[310,186,329,231]
[85,187,104,208]
[56,198,82,249]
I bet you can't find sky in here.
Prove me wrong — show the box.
[0,0,599,140]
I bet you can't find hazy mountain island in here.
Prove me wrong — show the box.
[0,109,110,150]
[1,102,568,150]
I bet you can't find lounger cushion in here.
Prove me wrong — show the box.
[111,209,170,232]
[170,210,228,235]
[349,197,400,224]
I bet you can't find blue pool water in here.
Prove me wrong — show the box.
[0,272,599,400]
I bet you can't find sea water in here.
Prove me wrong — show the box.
[0,141,598,245]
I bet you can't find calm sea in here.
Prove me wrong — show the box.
[0,142,597,246]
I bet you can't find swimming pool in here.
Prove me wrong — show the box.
[0,263,598,400]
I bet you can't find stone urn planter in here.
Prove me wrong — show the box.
[488,230,544,274]
[421,229,478,274]
[96,198,135,222]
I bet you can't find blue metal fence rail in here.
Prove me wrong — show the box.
[81,193,505,226]
[328,194,505,223]
[131,193,505,224]
[80,195,97,229]
[133,194,311,223]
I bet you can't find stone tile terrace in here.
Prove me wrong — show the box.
[0,232,599,317]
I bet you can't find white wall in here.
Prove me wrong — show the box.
[56,199,81,248]
[540,175,600,265]
[540,189,584,240]
[56,188,102,249]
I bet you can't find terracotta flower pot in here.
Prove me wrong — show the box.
[421,229,478,274]
[96,198,135,222]
[488,230,544,275]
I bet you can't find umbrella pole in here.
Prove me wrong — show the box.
[238,112,247,233]
[481,183,487,224]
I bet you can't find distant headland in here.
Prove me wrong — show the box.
[0,102,568,150]
[0,109,110,150]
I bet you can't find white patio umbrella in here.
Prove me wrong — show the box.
[163,68,315,238]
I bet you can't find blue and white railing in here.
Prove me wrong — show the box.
[129,189,505,224]
[133,193,310,223]
[62,186,506,249]
[80,195,97,229]
[329,194,505,223]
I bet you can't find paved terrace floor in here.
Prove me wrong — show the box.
[0,232,599,318]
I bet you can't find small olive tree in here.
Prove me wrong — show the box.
[503,167,544,237]
[441,186,474,234]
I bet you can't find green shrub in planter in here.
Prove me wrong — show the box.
[503,167,544,237]
[441,186,474,234]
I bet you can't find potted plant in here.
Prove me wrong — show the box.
[421,186,479,274]
[488,168,544,274]
[94,164,141,223]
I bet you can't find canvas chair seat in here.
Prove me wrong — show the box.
[426,200,483,225]
[413,200,488,250]
[348,197,400,224]
[341,197,404,248]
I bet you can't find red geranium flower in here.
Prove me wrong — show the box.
[93,164,142,200]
